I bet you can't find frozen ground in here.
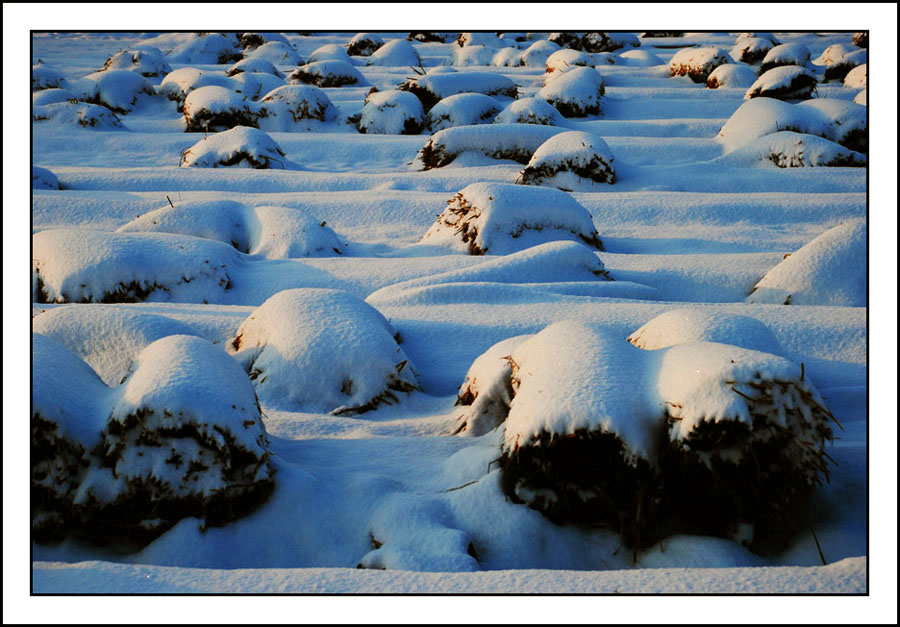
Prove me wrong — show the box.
[13,21,893,611]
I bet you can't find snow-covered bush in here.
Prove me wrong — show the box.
[347,32,384,57]
[490,47,521,67]
[366,38,421,67]
[158,68,243,111]
[168,32,242,64]
[852,32,868,48]
[408,32,455,43]
[538,66,605,117]
[32,60,68,91]
[748,219,866,306]
[744,66,817,100]
[180,126,291,169]
[735,32,780,46]
[812,43,855,67]
[243,41,302,66]
[32,229,237,303]
[669,47,732,83]
[499,32,529,42]
[117,199,347,258]
[796,98,867,153]
[32,165,60,190]
[706,64,757,89]
[617,49,664,67]
[518,131,616,190]
[183,85,254,132]
[494,97,565,126]
[73,70,155,114]
[420,182,603,255]
[823,49,866,83]
[398,71,517,111]
[32,87,77,107]
[358,89,425,134]
[239,31,292,51]
[254,84,339,131]
[457,32,502,48]
[415,123,564,169]
[545,48,595,73]
[227,288,418,413]
[758,43,810,75]
[722,131,866,168]
[426,93,501,132]
[730,36,774,65]
[449,45,496,67]
[101,48,172,78]
[307,43,353,64]
[230,71,287,102]
[32,101,124,130]
[548,32,583,50]
[518,40,561,67]
[853,87,867,106]
[627,309,782,354]
[581,31,640,53]
[844,64,867,89]
[288,60,365,87]
[226,57,285,78]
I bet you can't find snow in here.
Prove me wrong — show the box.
[32,87,77,107]
[731,36,775,64]
[627,308,783,353]
[366,38,421,67]
[813,43,856,66]
[358,89,425,135]
[706,64,758,89]
[307,43,353,65]
[844,63,867,89]
[72,69,156,113]
[180,126,293,169]
[32,60,68,91]
[457,32,502,48]
[538,66,606,117]
[167,33,241,64]
[494,97,565,126]
[759,43,811,73]
[518,39,561,67]
[545,48,595,73]
[853,87,867,105]
[719,131,866,169]
[347,32,384,57]
[415,123,564,169]
[400,71,518,110]
[744,65,817,100]
[254,84,340,131]
[426,93,501,132]
[449,45,495,67]
[32,101,124,129]
[519,130,617,190]
[158,68,243,110]
[226,57,284,78]
[101,48,172,78]
[748,219,867,306]
[668,47,732,82]
[243,41,302,66]
[182,85,251,132]
[32,165,60,190]
[617,49,664,67]
[288,60,366,87]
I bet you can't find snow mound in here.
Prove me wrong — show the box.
[254,84,339,131]
[706,64,757,89]
[32,60,68,91]
[518,40,561,67]
[347,32,384,57]
[582,32,640,53]
[168,33,242,64]
[720,131,866,169]
[32,87,77,106]
[226,57,285,78]
[158,68,243,111]
[669,47,732,83]
[758,43,810,75]
[499,32,529,42]
[307,43,353,65]
[408,31,455,43]
[823,49,866,83]
[545,48,595,73]
[449,45,496,67]
[32,165,60,190]
[494,97,565,126]
[796,98,867,153]
[288,60,366,87]
[32,229,237,304]
[227,288,417,413]
[844,63,866,89]
[180,126,292,169]
[538,66,605,117]
[853,87,866,106]
[813,43,855,67]
[617,49,664,67]
[239,32,292,51]
[627,309,782,354]
[32,305,203,386]
[457,32,502,48]
[101,48,172,78]
[426,93,501,132]
[415,123,565,170]
[490,47,521,67]
[243,41,301,66]
[744,65,817,100]
[398,72,517,111]
[735,32,780,46]
[358,89,426,135]
[747,219,866,306]
[32,101,124,130]
[366,39,420,67]
[420,182,603,255]
[183,85,253,132]
[518,130,616,191]
[730,37,774,65]
[73,70,155,114]
[117,199,347,258]
[548,32,585,50]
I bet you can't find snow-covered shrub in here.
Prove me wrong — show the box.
[230,71,288,102]
[32,60,68,91]
[73,70,155,114]
[627,309,782,354]
[812,43,854,67]
[538,66,605,117]
[617,49,664,67]
[491,47,521,67]
[180,126,291,169]
[183,85,254,132]
[518,131,616,190]
[117,199,347,258]
[415,123,564,169]
[494,97,565,126]
[288,60,365,87]
[366,38,421,67]
[226,57,285,78]
[158,68,243,111]
[101,48,172,78]
[499,31,529,42]
[744,66,817,100]
[426,93,501,132]
[457,32,502,48]
[545,48,595,73]
[706,64,757,89]
[844,64,867,89]
[32,229,237,303]
[398,71,517,111]
[796,98,867,153]
[853,88,867,106]
[168,32,242,64]
[408,31,455,43]
[358,89,425,134]
[32,166,60,190]
[730,36,774,65]
[723,131,866,169]
[758,43,810,75]
[852,31,868,48]
[227,288,418,413]
[32,101,124,130]
[548,32,584,50]
[243,41,302,66]
[518,40,561,67]
[420,182,603,255]
[735,32,780,46]
[823,49,866,83]
[239,31,292,51]
[582,31,640,53]
[32,87,77,107]
[307,43,353,64]
[449,45,496,67]
[347,32,384,57]
[669,47,732,83]
[254,84,339,131]
[748,219,866,306]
